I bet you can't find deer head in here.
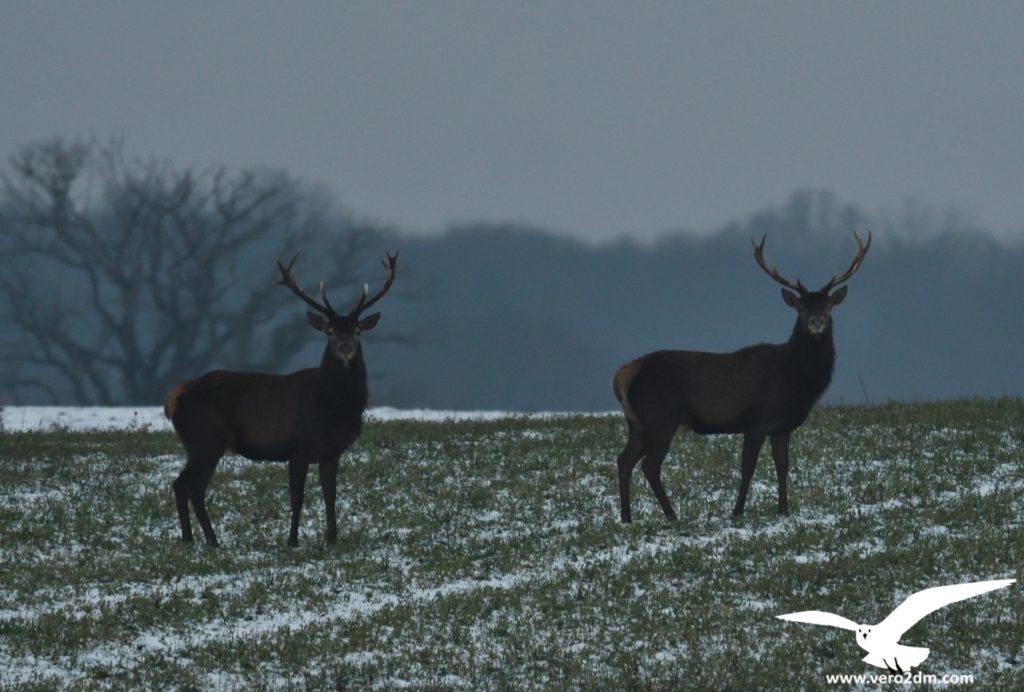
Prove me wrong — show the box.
[276,250,398,365]
[752,231,871,338]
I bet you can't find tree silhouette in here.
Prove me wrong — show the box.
[0,138,376,404]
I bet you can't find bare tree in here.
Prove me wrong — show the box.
[0,137,376,404]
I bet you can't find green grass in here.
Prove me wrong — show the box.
[1,399,1022,689]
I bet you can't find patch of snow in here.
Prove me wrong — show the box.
[1,406,618,431]
[2,406,172,432]
[551,518,579,532]
[848,537,887,557]
[344,650,382,665]
[0,646,75,687]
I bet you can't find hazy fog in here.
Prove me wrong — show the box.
[2,5,1022,408]
[2,3,1023,244]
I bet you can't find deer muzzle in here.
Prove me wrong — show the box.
[335,341,357,362]
[807,315,828,335]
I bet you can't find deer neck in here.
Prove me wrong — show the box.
[785,319,836,396]
[316,346,369,411]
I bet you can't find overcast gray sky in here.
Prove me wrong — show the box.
[3,1,1023,243]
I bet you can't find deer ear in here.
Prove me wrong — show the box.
[359,312,381,331]
[307,311,329,332]
[828,286,848,307]
[781,289,801,309]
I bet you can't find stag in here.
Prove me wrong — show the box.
[613,231,871,522]
[165,250,398,546]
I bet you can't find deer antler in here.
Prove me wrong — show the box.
[821,230,872,292]
[752,236,805,293]
[350,250,399,316]
[276,251,337,316]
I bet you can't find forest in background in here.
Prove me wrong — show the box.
[2,139,1021,409]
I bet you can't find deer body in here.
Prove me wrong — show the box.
[168,361,367,463]
[167,252,396,546]
[614,232,868,523]
[622,331,834,436]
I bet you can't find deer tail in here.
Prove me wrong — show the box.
[613,360,642,425]
[163,380,194,421]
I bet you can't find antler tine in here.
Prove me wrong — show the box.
[318,281,336,315]
[275,251,335,316]
[821,230,872,292]
[351,250,399,316]
[751,235,803,292]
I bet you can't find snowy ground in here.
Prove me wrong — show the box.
[0,406,614,432]
[1,400,1021,689]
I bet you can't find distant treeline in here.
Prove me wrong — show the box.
[379,190,1022,409]
[2,139,1020,408]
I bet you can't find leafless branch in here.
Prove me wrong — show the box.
[0,137,386,404]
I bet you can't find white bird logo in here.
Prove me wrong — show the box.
[777,578,1015,673]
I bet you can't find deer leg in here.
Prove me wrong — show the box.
[769,432,791,515]
[318,457,340,544]
[173,458,219,545]
[190,460,220,547]
[640,425,678,521]
[616,421,645,523]
[287,460,310,547]
[733,433,767,516]
[172,465,195,543]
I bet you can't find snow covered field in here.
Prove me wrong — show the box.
[1,406,613,432]
[1,399,1021,689]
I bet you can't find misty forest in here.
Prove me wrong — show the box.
[2,137,1022,410]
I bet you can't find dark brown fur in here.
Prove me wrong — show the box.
[168,353,368,546]
[163,380,192,422]
[614,233,869,522]
[612,359,641,425]
[167,251,396,546]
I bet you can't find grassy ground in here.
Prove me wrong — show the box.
[0,399,1022,690]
